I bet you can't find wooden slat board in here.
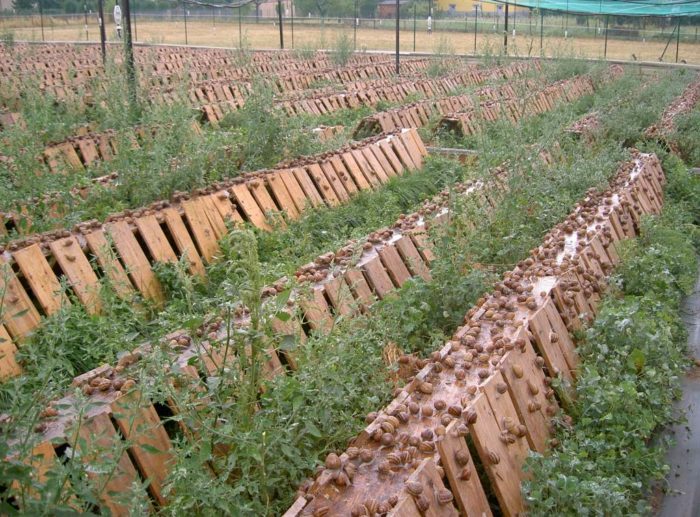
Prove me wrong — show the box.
[360,147,390,184]
[344,269,375,310]
[388,458,459,517]
[76,412,144,515]
[367,144,397,178]
[248,180,283,224]
[209,191,244,226]
[0,258,42,339]
[340,152,372,191]
[50,236,102,314]
[161,208,206,277]
[351,149,382,187]
[181,200,221,263]
[13,244,68,315]
[84,229,135,299]
[108,221,164,303]
[279,169,315,212]
[409,230,436,264]
[306,164,341,206]
[299,287,333,333]
[395,235,431,281]
[111,392,174,506]
[266,173,300,219]
[378,140,404,176]
[323,276,355,316]
[291,167,325,208]
[329,156,359,195]
[378,244,413,287]
[135,215,179,264]
[361,256,395,299]
[229,184,271,230]
[500,339,556,453]
[319,161,350,202]
[528,299,573,383]
[0,324,20,379]
[468,392,525,517]
[542,297,578,375]
[198,196,230,239]
[437,421,493,517]
[398,131,424,169]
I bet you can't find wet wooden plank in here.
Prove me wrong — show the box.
[108,221,164,303]
[409,230,436,264]
[378,244,413,287]
[377,140,404,176]
[319,161,350,202]
[368,143,397,178]
[247,179,283,224]
[209,191,245,226]
[351,149,382,187]
[542,297,578,376]
[528,299,573,383]
[360,147,390,184]
[299,286,333,333]
[395,235,431,281]
[398,131,424,168]
[111,392,174,506]
[344,269,375,310]
[437,420,493,517]
[468,392,525,517]
[161,208,206,277]
[76,138,100,166]
[323,276,354,316]
[13,244,68,315]
[50,236,102,314]
[500,339,556,454]
[361,256,395,299]
[388,458,459,517]
[389,134,418,170]
[84,229,135,299]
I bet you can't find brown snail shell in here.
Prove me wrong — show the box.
[487,450,501,464]
[455,449,470,466]
[512,364,524,378]
[433,399,446,411]
[448,405,463,417]
[436,488,454,505]
[419,382,433,394]
[463,408,478,424]
[459,466,472,480]
[325,453,341,470]
[405,480,423,496]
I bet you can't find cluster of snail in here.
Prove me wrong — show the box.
[645,78,700,139]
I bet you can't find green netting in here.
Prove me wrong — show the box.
[483,0,700,17]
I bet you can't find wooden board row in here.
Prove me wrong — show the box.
[286,151,665,517]
[0,129,428,378]
[4,171,509,514]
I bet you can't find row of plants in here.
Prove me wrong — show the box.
[523,153,700,515]
[1,64,694,515]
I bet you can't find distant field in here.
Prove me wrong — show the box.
[5,18,700,64]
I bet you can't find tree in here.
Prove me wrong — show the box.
[12,0,36,11]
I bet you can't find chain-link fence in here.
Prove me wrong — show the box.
[1,6,698,63]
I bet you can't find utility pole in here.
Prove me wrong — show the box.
[603,14,609,58]
[395,0,400,74]
[38,0,45,41]
[413,2,416,52]
[84,2,89,40]
[277,0,284,49]
[504,1,509,52]
[354,0,358,50]
[122,0,137,107]
[474,4,478,54]
[675,18,681,63]
[183,1,188,45]
[98,0,106,64]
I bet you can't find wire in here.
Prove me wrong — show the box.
[180,0,257,9]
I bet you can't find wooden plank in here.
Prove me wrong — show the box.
[468,393,525,517]
[108,221,164,303]
[378,244,413,287]
[181,200,222,263]
[291,167,326,208]
[0,324,20,379]
[500,339,556,453]
[0,258,42,339]
[395,235,431,281]
[76,138,100,166]
[57,142,84,170]
[198,196,231,240]
[319,161,350,202]
[344,269,375,310]
[528,299,573,383]
[135,215,179,264]
[542,297,578,375]
[389,458,459,517]
[340,152,372,191]
[437,420,493,517]
[269,309,307,370]
[10,441,61,504]
[229,183,271,230]
[483,372,530,467]
[209,191,245,226]
[389,134,418,170]
[161,208,206,277]
[360,147,390,183]
[299,287,333,333]
[13,244,68,315]
[50,236,102,314]
[84,229,135,299]
[323,276,354,316]
[306,164,341,206]
[367,143,397,178]
[111,392,174,506]
[266,173,300,219]
[377,140,404,176]
[409,230,436,264]
[279,169,314,212]
[247,179,284,224]
[329,156,359,196]
[76,412,143,516]
[361,256,395,299]
[350,149,382,187]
